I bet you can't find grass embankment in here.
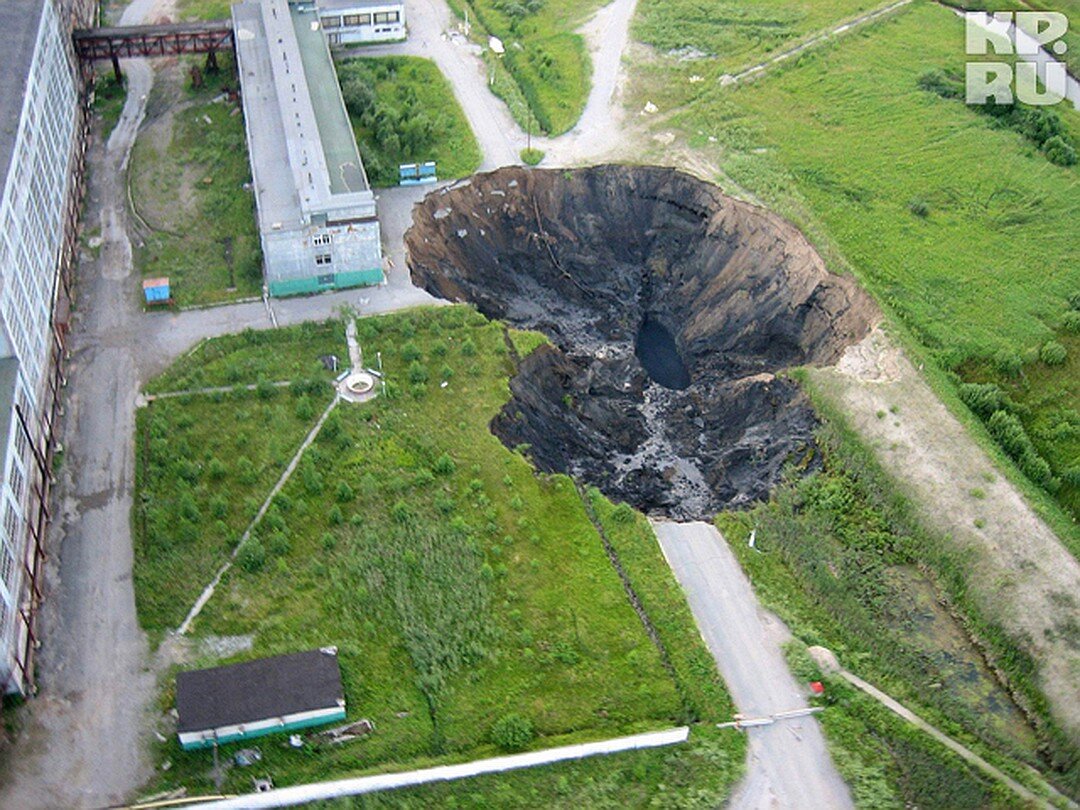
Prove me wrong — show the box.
[176,0,232,21]
[715,393,1078,802]
[137,307,743,799]
[131,58,261,307]
[446,0,605,134]
[648,1,1080,524]
[337,57,481,186]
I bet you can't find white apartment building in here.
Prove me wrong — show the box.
[0,0,81,694]
[315,0,405,45]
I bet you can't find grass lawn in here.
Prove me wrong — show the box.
[176,0,232,21]
[634,0,881,76]
[336,57,481,186]
[137,307,744,798]
[131,59,262,307]
[447,0,606,134]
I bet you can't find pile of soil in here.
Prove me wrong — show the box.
[406,165,878,518]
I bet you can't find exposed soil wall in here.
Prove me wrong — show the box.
[406,166,878,518]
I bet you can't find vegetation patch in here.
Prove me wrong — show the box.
[131,58,262,306]
[92,73,126,140]
[138,307,742,798]
[633,0,878,77]
[337,57,481,187]
[917,70,1077,167]
[447,0,605,134]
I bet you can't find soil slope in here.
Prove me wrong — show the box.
[407,166,878,517]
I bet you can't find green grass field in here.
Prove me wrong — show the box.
[447,0,605,134]
[634,0,880,75]
[337,57,481,186]
[137,308,744,798]
[131,61,262,307]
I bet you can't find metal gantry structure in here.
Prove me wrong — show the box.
[73,20,234,81]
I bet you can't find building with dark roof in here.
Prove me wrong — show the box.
[176,647,347,750]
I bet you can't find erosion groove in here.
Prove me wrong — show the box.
[407,166,878,518]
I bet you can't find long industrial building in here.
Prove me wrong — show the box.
[233,0,384,296]
[0,0,89,694]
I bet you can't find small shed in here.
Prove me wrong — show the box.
[176,647,346,750]
[143,277,171,305]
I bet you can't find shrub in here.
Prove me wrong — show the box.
[210,496,228,519]
[255,380,277,399]
[1040,341,1067,365]
[520,147,545,165]
[461,338,477,356]
[336,481,354,503]
[491,713,534,752]
[295,397,315,421]
[408,361,428,384]
[992,349,1024,378]
[267,531,291,557]
[957,382,1006,418]
[907,198,930,218]
[237,539,266,572]
[1062,311,1080,334]
[432,453,456,476]
[207,458,227,481]
[1043,135,1078,166]
[1063,467,1080,488]
[1068,291,1080,310]
[986,409,1030,459]
[328,505,344,525]
[401,341,422,362]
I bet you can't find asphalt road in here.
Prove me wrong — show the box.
[653,520,853,810]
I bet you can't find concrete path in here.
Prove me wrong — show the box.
[652,520,853,810]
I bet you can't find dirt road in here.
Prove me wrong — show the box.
[652,520,853,810]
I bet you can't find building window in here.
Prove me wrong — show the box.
[315,254,332,266]
[3,505,17,544]
[343,13,371,26]
[321,15,341,27]
[313,233,332,247]
[374,11,399,23]
[1,546,13,588]
[9,467,23,503]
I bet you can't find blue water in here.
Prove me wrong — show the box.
[635,316,691,390]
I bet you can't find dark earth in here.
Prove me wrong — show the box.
[406,165,878,519]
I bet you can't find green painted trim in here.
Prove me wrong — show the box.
[334,267,383,288]
[268,268,383,298]
[268,277,320,297]
[179,708,346,750]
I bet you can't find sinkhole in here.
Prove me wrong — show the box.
[405,165,879,519]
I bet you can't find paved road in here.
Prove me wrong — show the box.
[652,520,853,810]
